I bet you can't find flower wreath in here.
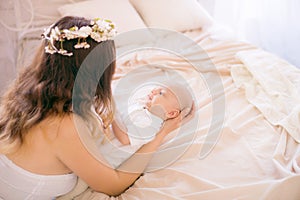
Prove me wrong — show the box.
[42,18,117,56]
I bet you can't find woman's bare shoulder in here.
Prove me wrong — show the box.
[36,113,84,147]
[50,113,92,167]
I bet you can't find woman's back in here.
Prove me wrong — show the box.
[0,116,77,199]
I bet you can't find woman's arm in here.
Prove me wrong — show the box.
[55,104,194,196]
[111,120,130,145]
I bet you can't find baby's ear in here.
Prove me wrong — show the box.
[166,110,180,119]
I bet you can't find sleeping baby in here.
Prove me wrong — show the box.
[100,82,193,168]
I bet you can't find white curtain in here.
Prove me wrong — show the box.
[212,0,300,68]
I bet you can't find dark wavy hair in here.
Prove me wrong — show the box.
[0,16,116,153]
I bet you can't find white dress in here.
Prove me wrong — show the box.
[0,154,77,200]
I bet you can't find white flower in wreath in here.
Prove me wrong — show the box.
[64,30,77,40]
[50,27,60,41]
[101,36,108,41]
[95,20,105,30]
[96,20,112,32]
[108,30,117,38]
[77,26,92,38]
[90,32,102,42]
[83,42,90,49]
[58,49,73,56]
[45,46,56,54]
[74,42,90,49]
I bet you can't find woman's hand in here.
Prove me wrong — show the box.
[160,102,195,135]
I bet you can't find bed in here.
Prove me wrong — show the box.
[1,0,300,199]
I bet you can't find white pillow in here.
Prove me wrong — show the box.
[129,0,214,32]
[58,0,147,33]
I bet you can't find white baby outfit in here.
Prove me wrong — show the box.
[100,101,163,168]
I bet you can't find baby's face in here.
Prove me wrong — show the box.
[145,87,180,118]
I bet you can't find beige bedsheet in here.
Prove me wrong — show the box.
[59,28,300,200]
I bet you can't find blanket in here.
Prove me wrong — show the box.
[58,27,300,200]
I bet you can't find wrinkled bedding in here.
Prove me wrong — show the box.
[59,27,300,200]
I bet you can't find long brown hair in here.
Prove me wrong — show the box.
[0,16,116,153]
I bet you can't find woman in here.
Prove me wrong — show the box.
[0,16,193,199]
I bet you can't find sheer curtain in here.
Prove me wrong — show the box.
[211,0,300,68]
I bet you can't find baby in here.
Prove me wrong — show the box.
[98,82,193,168]
[112,82,193,146]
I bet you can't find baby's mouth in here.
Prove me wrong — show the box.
[148,94,153,100]
[145,97,152,107]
